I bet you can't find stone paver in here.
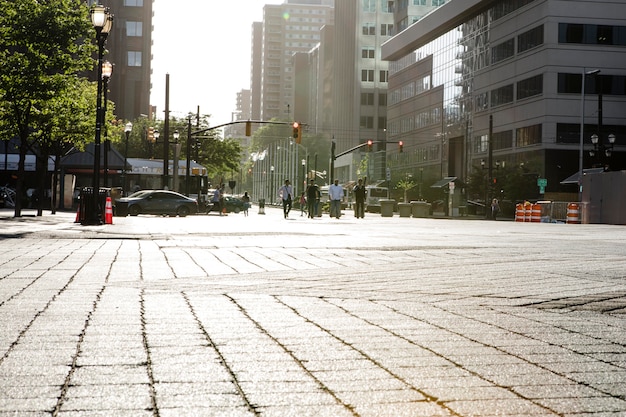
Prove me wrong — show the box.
[0,208,625,416]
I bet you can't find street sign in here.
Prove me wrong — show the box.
[537,178,547,187]
[386,167,391,181]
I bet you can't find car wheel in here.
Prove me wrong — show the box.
[177,206,190,217]
[233,207,240,214]
[129,205,140,216]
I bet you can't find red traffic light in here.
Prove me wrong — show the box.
[398,141,403,152]
[292,122,302,143]
[367,139,373,151]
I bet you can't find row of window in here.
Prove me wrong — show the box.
[362,0,392,13]
[362,23,394,36]
[360,92,388,106]
[475,74,543,110]
[387,107,442,136]
[359,116,387,130]
[389,75,431,105]
[473,124,542,153]
[395,0,446,9]
[559,23,626,46]
[361,70,389,83]
[491,25,543,65]
[558,73,626,96]
[123,0,143,6]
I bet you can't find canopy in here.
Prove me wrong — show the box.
[430,176,457,188]
[560,168,604,185]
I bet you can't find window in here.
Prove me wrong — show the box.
[491,39,514,64]
[380,24,393,36]
[493,130,513,150]
[490,84,514,107]
[361,92,375,105]
[517,74,543,100]
[559,23,626,46]
[475,92,488,111]
[378,117,387,130]
[474,134,488,153]
[126,21,142,37]
[432,0,445,5]
[363,0,376,12]
[379,70,388,83]
[413,0,426,4]
[362,47,375,59]
[124,0,143,6]
[362,23,376,35]
[378,93,387,106]
[516,124,542,147]
[361,69,375,82]
[360,116,374,129]
[127,51,142,67]
[518,25,543,53]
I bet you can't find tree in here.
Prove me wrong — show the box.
[0,0,95,217]
[396,176,417,203]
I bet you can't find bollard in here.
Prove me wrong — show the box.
[258,198,265,215]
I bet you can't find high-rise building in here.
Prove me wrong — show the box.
[87,0,153,122]
[383,0,626,207]
[252,1,334,122]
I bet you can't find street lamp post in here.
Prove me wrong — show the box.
[579,69,600,200]
[123,122,132,193]
[83,4,113,225]
[102,61,112,188]
[172,130,180,191]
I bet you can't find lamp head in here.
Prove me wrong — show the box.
[124,122,133,133]
[91,5,113,34]
[102,61,112,79]
[591,134,599,145]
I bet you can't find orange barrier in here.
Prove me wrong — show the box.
[524,201,532,222]
[566,202,580,224]
[104,197,113,224]
[515,203,524,222]
[531,203,541,223]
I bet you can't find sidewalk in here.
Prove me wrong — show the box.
[1,209,625,416]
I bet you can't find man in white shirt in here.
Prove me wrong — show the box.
[328,179,344,219]
[278,179,293,218]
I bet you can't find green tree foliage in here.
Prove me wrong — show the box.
[0,0,95,216]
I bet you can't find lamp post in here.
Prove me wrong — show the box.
[83,4,113,225]
[172,130,180,191]
[590,133,616,169]
[153,130,160,159]
[578,69,600,200]
[123,122,132,193]
[102,61,112,188]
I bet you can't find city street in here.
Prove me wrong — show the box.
[1,207,625,416]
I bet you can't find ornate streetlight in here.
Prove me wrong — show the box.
[102,61,112,187]
[83,5,113,225]
[123,122,133,193]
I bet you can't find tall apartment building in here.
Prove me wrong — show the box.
[252,1,334,123]
[382,0,626,203]
[87,0,152,122]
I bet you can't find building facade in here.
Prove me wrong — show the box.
[382,0,626,205]
[87,0,153,122]
[253,1,334,123]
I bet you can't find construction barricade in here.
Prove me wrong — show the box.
[566,202,580,224]
[531,203,541,223]
[515,203,524,222]
[524,201,532,222]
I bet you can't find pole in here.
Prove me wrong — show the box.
[578,69,586,201]
[162,74,170,189]
[186,117,191,196]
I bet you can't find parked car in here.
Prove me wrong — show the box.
[116,190,198,217]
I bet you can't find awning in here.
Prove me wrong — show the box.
[560,168,604,185]
[430,176,457,188]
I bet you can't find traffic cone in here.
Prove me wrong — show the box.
[104,197,113,224]
[74,205,80,223]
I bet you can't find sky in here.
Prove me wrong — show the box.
[150,0,284,128]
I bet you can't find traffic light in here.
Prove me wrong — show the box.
[147,127,154,142]
[398,141,403,153]
[245,121,251,137]
[293,122,302,144]
[367,139,373,152]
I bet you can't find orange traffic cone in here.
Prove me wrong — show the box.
[104,197,113,224]
[74,205,80,223]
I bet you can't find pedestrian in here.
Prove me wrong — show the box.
[353,178,367,219]
[210,187,222,215]
[306,179,320,219]
[219,184,226,216]
[278,179,293,218]
[242,191,251,217]
[328,179,344,218]
[299,192,306,217]
[491,198,500,220]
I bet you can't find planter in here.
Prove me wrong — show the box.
[411,201,431,218]
[380,199,395,217]
[398,203,412,217]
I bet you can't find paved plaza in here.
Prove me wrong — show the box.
[0,208,625,416]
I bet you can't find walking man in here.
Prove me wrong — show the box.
[306,179,320,219]
[328,179,344,218]
[278,179,293,218]
[353,178,367,219]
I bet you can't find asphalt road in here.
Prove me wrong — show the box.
[1,207,625,416]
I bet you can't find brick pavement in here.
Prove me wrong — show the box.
[0,209,625,416]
